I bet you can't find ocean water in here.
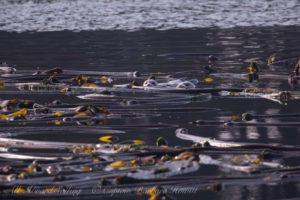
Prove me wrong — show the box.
[1,0,300,200]
[1,0,300,32]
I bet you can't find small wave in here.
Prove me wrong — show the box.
[1,0,300,32]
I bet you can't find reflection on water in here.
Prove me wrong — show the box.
[265,108,282,139]
[218,130,234,141]
[246,122,260,140]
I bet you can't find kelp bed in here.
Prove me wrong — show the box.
[1,57,300,200]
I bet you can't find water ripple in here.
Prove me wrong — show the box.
[1,0,300,32]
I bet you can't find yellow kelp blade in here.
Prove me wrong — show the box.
[231,115,238,121]
[73,112,89,117]
[147,186,158,196]
[263,88,274,92]
[97,106,110,113]
[0,80,5,88]
[133,140,144,145]
[81,76,88,81]
[204,77,214,83]
[10,108,27,116]
[99,136,113,143]
[13,188,27,193]
[80,166,92,171]
[252,160,263,166]
[0,113,8,120]
[109,160,125,169]
[55,112,62,117]
[82,83,98,87]
[249,66,254,73]
[60,88,67,92]
[44,188,60,193]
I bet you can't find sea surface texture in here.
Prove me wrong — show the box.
[1,0,300,32]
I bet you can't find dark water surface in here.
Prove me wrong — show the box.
[1,26,300,199]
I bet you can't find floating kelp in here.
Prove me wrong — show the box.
[0,134,293,199]
[1,62,300,200]
[175,128,242,148]
[0,62,16,74]
[175,128,300,151]
[218,88,299,105]
[139,78,199,89]
[190,119,300,127]
[127,156,200,180]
